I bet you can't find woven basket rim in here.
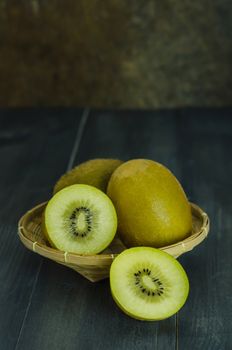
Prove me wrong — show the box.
[18,201,210,265]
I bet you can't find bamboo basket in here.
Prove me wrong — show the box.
[18,202,209,282]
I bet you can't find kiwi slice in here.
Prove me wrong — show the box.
[43,184,117,255]
[53,158,123,194]
[110,247,189,321]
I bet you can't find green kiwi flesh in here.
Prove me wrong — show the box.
[44,184,117,255]
[53,158,123,194]
[110,247,189,321]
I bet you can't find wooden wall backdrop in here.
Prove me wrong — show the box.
[0,1,232,108]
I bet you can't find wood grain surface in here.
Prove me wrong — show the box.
[0,109,231,350]
[0,109,83,350]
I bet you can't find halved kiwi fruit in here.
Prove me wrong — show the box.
[110,247,189,321]
[53,158,123,194]
[43,184,117,255]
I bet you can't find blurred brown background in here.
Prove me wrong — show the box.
[0,0,232,108]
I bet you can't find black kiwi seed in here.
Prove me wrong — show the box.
[69,207,93,237]
[133,268,165,298]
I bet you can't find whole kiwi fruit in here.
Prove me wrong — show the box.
[53,158,123,194]
[107,159,192,248]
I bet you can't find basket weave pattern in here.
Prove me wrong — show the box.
[18,202,209,282]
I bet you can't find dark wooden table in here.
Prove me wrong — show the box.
[0,109,231,350]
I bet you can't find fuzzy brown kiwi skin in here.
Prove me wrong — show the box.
[53,158,123,194]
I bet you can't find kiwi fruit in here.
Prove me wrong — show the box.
[107,159,192,248]
[43,184,117,255]
[110,247,189,321]
[53,158,123,194]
